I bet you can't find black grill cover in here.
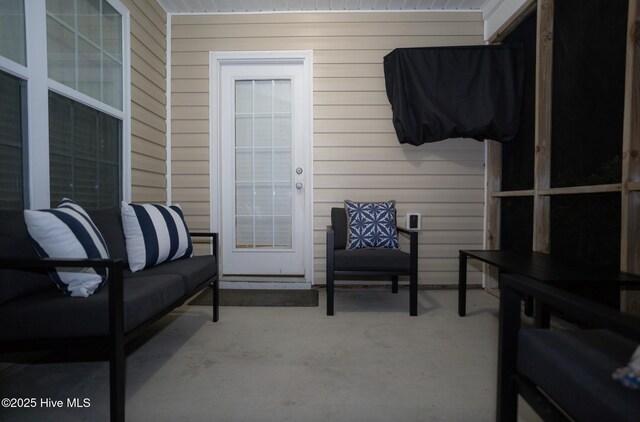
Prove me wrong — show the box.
[384,45,525,145]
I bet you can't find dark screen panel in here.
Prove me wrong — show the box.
[501,11,536,191]
[550,0,627,187]
[550,193,620,271]
[500,196,534,252]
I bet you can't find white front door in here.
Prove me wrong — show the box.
[212,52,312,281]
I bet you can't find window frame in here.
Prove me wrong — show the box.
[0,0,130,209]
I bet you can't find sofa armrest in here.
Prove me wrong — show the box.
[189,232,218,257]
[0,257,126,346]
[0,256,118,270]
[502,273,640,341]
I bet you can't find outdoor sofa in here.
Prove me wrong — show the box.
[0,205,218,422]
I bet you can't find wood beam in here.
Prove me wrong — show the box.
[532,0,553,254]
[621,0,640,314]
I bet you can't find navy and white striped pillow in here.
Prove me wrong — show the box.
[121,202,193,272]
[24,198,110,297]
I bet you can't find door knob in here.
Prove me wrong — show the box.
[296,182,303,190]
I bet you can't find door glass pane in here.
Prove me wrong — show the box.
[234,79,292,249]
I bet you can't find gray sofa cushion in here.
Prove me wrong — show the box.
[518,328,640,421]
[125,255,216,293]
[0,210,54,304]
[334,248,410,272]
[0,274,185,340]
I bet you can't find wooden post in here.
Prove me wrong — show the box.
[485,140,502,291]
[621,0,640,314]
[533,0,554,254]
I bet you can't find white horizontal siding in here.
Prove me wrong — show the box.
[122,0,168,203]
[170,10,485,285]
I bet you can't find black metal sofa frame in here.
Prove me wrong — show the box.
[326,207,419,316]
[0,208,219,422]
[497,273,640,421]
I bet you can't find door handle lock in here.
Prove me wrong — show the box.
[296,182,303,190]
[296,167,303,175]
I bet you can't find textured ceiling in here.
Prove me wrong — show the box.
[156,0,495,14]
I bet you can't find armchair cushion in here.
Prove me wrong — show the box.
[334,248,410,272]
[344,200,399,250]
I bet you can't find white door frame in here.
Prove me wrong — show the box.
[209,50,314,286]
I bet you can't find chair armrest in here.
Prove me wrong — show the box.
[326,225,335,249]
[326,225,335,273]
[396,226,412,235]
[396,226,419,259]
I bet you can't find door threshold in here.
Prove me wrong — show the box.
[220,276,310,290]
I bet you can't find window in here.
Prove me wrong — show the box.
[47,0,123,110]
[49,92,121,210]
[0,70,25,210]
[0,0,129,210]
[45,0,126,208]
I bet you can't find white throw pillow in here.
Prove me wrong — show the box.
[121,202,193,272]
[612,345,640,389]
[24,199,110,297]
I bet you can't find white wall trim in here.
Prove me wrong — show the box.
[24,0,50,209]
[482,0,533,41]
[119,2,132,203]
[166,13,173,205]
[168,9,480,16]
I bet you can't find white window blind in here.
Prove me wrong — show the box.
[49,91,121,210]
[235,79,293,249]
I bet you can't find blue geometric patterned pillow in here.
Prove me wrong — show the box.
[344,200,399,250]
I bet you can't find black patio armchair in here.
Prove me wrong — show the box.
[326,207,419,316]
